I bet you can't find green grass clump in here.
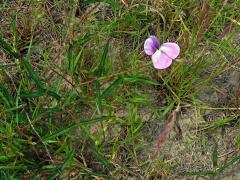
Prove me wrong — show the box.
[0,0,239,178]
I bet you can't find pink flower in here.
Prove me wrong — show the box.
[144,36,180,69]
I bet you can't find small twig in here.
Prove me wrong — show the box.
[199,107,240,111]
[25,112,63,174]
[50,67,75,87]
[25,113,55,164]
[0,63,16,67]
[219,150,235,158]
[157,73,181,103]
[181,104,240,111]
[120,0,128,7]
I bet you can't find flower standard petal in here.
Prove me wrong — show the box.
[160,42,180,60]
[151,50,173,69]
[144,36,160,55]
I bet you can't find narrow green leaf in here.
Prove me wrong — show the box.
[20,89,61,100]
[0,37,19,58]
[210,117,235,129]
[0,165,27,170]
[162,102,175,117]
[72,49,82,72]
[43,123,76,142]
[90,148,114,170]
[100,77,123,99]
[217,155,240,174]
[67,44,74,70]
[43,116,114,141]
[45,89,61,100]
[96,40,109,78]
[236,133,240,148]
[38,107,62,117]
[86,171,109,178]
[95,80,103,114]
[72,34,94,47]
[123,75,158,85]
[0,82,14,108]
[22,59,43,89]
[61,149,75,171]
[68,35,94,73]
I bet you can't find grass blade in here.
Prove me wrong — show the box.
[95,40,109,78]
[0,37,19,59]
[0,82,14,108]
[72,34,94,47]
[100,77,123,99]
[20,89,61,100]
[95,80,103,114]
[0,165,27,170]
[43,116,114,141]
[90,148,114,170]
[22,59,43,89]
[217,155,240,174]
[210,116,235,129]
[123,75,158,85]
[100,76,157,100]
[61,149,75,171]
[43,123,76,142]
[45,89,61,100]
[21,60,61,100]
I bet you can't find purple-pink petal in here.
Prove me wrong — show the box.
[160,42,180,60]
[144,36,160,55]
[151,50,173,69]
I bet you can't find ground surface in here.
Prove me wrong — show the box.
[0,0,239,179]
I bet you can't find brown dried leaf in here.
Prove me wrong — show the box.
[155,105,181,155]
